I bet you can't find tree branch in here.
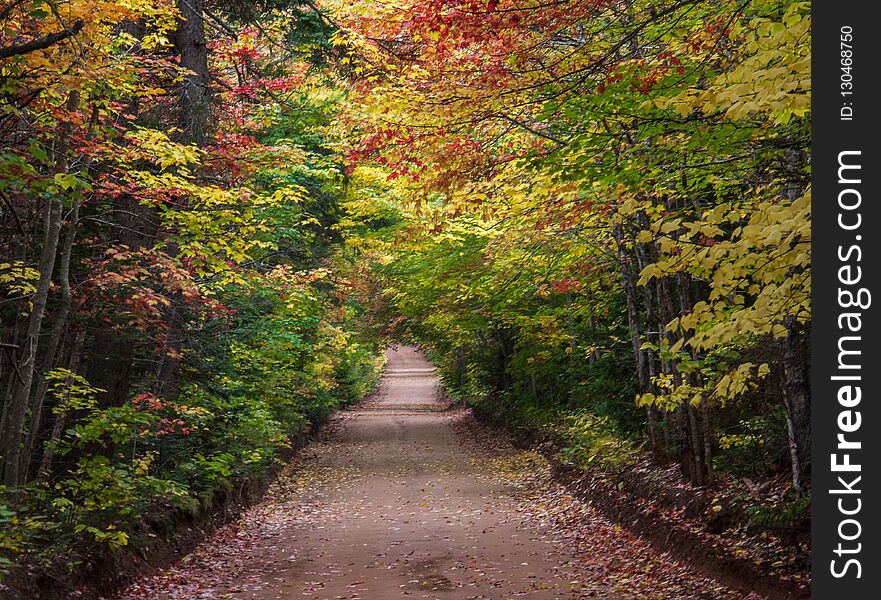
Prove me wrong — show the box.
[0,19,84,59]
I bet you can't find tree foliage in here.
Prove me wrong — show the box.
[0,0,381,578]
[1,0,811,584]
[332,0,810,492]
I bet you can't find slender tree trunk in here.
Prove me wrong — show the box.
[25,195,80,465]
[673,405,693,482]
[655,274,705,485]
[612,224,648,393]
[0,325,22,439]
[633,219,665,455]
[780,316,810,494]
[686,404,705,486]
[676,272,708,486]
[702,404,715,485]
[2,200,63,485]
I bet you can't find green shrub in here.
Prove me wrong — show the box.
[559,412,641,470]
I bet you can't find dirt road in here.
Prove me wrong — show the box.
[119,346,751,600]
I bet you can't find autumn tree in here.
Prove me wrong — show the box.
[331,0,811,489]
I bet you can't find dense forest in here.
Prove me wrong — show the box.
[1,0,810,591]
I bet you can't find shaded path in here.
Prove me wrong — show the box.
[119,346,754,600]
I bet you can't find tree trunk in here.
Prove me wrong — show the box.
[633,221,665,455]
[675,272,709,486]
[655,273,706,485]
[25,194,80,465]
[148,0,214,401]
[2,199,63,485]
[174,0,212,144]
[612,224,648,393]
[155,313,184,400]
[702,403,715,485]
[780,315,810,494]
